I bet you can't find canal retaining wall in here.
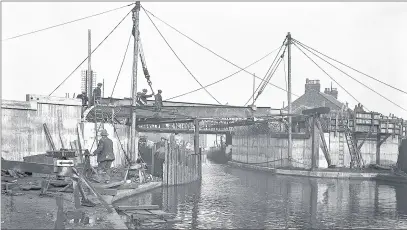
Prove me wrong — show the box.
[322,132,399,167]
[231,122,399,169]
[1,95,82,161]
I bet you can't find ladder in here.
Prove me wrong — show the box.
[344,126,363,168]
[338,132,345,166]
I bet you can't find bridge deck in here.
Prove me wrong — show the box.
[84,98,281,121]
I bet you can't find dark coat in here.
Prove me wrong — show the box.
[155,94,163,106]
[93,87,101,100]
[93,137,115,162]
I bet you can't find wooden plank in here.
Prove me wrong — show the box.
[147,210,172,216]
[95,188,117,196]
[131,214,152,221]
[116,205,160,211]
[149,218,167,223]
[1,160,54,174]
[26,94,82,106]
[1,100,37,110]
[93,181,125,189]
[130,210,153,215]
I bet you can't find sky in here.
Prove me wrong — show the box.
[2,2,407,118]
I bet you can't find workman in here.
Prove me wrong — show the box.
[76,91,89,106]
[91,83,102,105]
[154,89,163,111]
[92,129,115,184]
[138,89,153,105]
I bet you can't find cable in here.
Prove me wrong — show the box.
[3,3,134,42]
[49,9,132,96]
[244,46,287,106]
[245,39,287,106]
[111,31,132,98]
[245,57,284,106]
[165,47,280,101]
[293,39,407,96]
[294,40,407,112]
[142,6,299,99]
[141,7,221,105]
[293,42,368,111]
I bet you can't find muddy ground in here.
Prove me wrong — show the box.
[1,176,120,229]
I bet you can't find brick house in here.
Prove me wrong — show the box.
[283,78,349,114]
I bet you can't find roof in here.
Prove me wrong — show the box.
[318,92,344,109]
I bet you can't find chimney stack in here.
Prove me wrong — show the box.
[305,78,321,93]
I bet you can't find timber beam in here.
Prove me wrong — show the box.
[378,133,392,146]
[1,159,54,175]
[136,127,232,135]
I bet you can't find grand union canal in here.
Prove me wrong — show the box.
[116,155,407,229]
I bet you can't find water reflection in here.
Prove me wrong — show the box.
[117,162,407,229]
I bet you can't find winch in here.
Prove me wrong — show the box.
[46,149,77,177]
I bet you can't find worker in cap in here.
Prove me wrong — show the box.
[154,89,163,112]
[91,83,103,106]
[76,91,89,107]
[92,129,115,183]
[138,88,153,105]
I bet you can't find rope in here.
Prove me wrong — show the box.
[2,3,134,42]
[49,9,132,96]
[293,42,369,111]
[294,40,407,112]
[111,31,132,98]
[165,47,280,101]
[244,39,287,106]
[142,6,300,100]
[293,39,407,96]
[141,7,221,105]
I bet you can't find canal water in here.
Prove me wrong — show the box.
[117,155,407,229]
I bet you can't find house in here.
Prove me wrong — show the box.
[283,78,350,114]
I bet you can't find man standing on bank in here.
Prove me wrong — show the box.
[93,129,115,183]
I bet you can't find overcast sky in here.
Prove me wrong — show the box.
[2,2,407,118]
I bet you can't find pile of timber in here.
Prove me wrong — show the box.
[116,205,178,228]
[1,169,31,179]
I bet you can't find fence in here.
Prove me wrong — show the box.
[163,134,200,186]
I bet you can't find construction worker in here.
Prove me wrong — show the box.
[138,89,153,105]
[155,89,163,111]
[92,129,115,183]
[92,83,102,105]
[76,91,89,106]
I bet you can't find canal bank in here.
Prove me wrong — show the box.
[228,160,407,183]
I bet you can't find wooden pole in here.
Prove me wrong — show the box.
[87,30,92,101]
[287,32,292,166]
[130,2,141,162]
[194,119,201,179]
[311,115,316,170]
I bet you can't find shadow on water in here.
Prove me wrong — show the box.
[118,161,407,229]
